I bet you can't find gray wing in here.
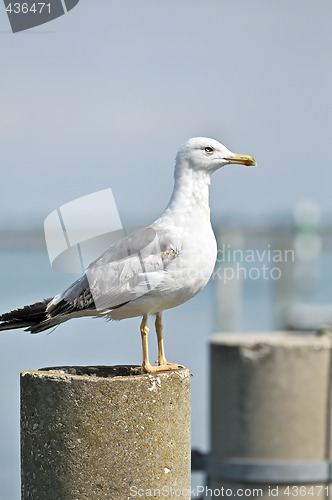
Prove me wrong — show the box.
[48,226,176,317]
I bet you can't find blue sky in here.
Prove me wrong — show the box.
[0,0,331,230]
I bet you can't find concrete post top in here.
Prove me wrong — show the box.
[21,365,191,383]
[20,365,191,500]
[210,331,332,349]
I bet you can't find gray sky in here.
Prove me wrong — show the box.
[1,0,331,230]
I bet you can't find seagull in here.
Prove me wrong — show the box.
[0,138,256,373]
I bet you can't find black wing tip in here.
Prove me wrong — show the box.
[0,298,52,332]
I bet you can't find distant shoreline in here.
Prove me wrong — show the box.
[1,224,332,252]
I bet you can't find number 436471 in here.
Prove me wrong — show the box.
[6,3,51,14]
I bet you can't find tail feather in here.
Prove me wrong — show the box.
[0,298,52,332]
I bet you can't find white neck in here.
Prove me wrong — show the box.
[162,161,212,224]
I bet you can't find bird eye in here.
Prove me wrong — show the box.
[205,146,214,153]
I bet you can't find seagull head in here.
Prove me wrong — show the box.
[175,137,256,175]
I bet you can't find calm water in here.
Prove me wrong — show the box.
[0,245,330,499]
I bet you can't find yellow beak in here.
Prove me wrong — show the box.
[226,154,257,167]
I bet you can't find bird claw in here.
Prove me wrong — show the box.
[143,362,183,373]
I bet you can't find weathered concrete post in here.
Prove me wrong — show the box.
[208,332,332,499]
[21,365,191,500]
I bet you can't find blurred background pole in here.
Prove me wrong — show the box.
[21,366,191,500]
[215,228,244,332]
[208,332,332,499]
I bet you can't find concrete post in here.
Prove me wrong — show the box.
[21,365,191,500]
[208,332,332,499]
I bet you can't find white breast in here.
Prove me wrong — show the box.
[108,219,217,320]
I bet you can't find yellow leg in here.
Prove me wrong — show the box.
[155,313,167,365]
[155,313,183,371]
[140,314,183,373]
[140,315,153,373]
